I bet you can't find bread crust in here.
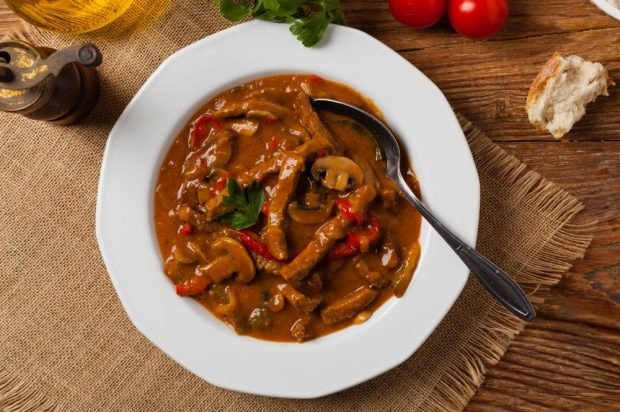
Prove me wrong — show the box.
[525,52,563,112]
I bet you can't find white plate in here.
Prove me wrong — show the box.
[96,20,480,398]
[591,0,620,20]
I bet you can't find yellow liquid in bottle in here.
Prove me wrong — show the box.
[5,0,135,33]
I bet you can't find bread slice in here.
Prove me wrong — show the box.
[526,53,614,138]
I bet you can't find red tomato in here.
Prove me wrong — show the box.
[448,0,509,40]
[388,0,448,28]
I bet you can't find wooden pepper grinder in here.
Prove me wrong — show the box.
[0,40,102,125]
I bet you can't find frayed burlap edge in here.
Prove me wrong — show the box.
[0,368,58,412]
[415,115,593,412]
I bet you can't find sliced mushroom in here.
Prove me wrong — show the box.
[287,199,335,224]
[311,156,364,191]
[197,237,255,283]
[230,119,259,137]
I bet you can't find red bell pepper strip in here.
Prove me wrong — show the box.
[356,213,382,246]
[268,136,279,150]
[176,274,213,296]
[328,241,359,260]
[328,213,382,260]
[178,223,194,236]
[309,74,324,84]
[262,117,278,126]
[261,201,270,215]
[336,198,365,225]
[346,231,361,249]
[233,230,281,261]
[210,176,228,195]
[191,113,221,147]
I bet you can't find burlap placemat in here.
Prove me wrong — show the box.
[0,1,592,410]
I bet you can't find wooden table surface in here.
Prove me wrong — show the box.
[2,1,619,409]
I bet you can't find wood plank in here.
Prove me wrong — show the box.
[468,319,620,411]
[345,0,619,51]
[500,141,620,328]
[399,28,620,142]
[467,141,620,410]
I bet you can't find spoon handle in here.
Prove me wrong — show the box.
[398,178,536,321]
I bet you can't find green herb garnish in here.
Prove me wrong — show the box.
[217,179,265,229]
[214,0,346,47]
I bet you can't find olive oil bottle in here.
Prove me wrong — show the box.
[5,0,134,33]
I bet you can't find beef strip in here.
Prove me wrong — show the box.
[277,284,321,314]
[320,286,378,325]
[280,185,377,281]
[263,155,305,260]
[294,92,343,152]
[251,253,285,277]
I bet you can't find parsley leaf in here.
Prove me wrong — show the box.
[213,0,345,47]
[217,179,265,230]
[290,10,328,47]
[218,0,252,21]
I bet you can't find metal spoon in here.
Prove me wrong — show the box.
[313,98,536,322]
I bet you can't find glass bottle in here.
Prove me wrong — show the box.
[4,0,134,34]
